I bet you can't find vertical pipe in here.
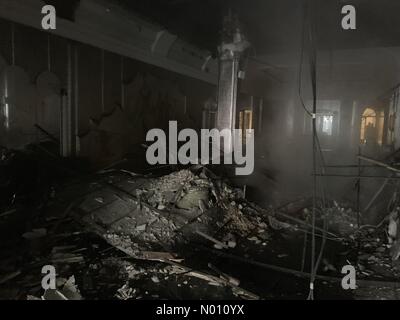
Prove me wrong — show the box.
[62,43,72,157]
[74,45,79,155]
[231,58,239,131]
[307,0,318,300]
[101,49,105,112]
[4,75,9,130]
[47,34,51,72]
[216,56,240,153]
[301,231,307,272]
[183,96,187,115]
[4,22,15,132]
[59,92,64,156]
[258,98,263,133]
[120,56,125,109]
[350,101,357,148]
[357,146,361,228]
[11,22,15,66]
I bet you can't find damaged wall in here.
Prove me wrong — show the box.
[0,18,216,166]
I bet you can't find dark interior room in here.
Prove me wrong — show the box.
[0,0,400,304]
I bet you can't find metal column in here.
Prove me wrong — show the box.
[216,14,249,153]
[217,55,240,137]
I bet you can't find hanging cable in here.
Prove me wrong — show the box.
[296,0,334,300]
[305,0,318,300]
[101,49,105,112]
[298,5,313,118]
[121,56,125,109]
[306,0,332,300]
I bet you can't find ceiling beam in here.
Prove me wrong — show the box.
[0,0,218,84]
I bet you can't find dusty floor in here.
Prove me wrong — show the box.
[0,152,400,300]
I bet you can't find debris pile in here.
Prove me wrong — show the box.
[350,213,400,280]
[322,202,359,237]
[51,168,400,299]
[1,163,400,300]
[77,168,271,261]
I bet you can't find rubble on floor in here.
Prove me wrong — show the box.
[323,202,359,237]
[1,163,400,300]
[0,166,268,300]
[75,167,270,262]
[352,224,400,280]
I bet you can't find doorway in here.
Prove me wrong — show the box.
[360,107,384,145]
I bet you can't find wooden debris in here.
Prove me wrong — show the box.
[208,263,240,286]
[195,230,229,249]
[139,251,179,262]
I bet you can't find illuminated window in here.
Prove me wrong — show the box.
[360,107,385,145]
[303,100,340,136]
[317,113,334,135]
